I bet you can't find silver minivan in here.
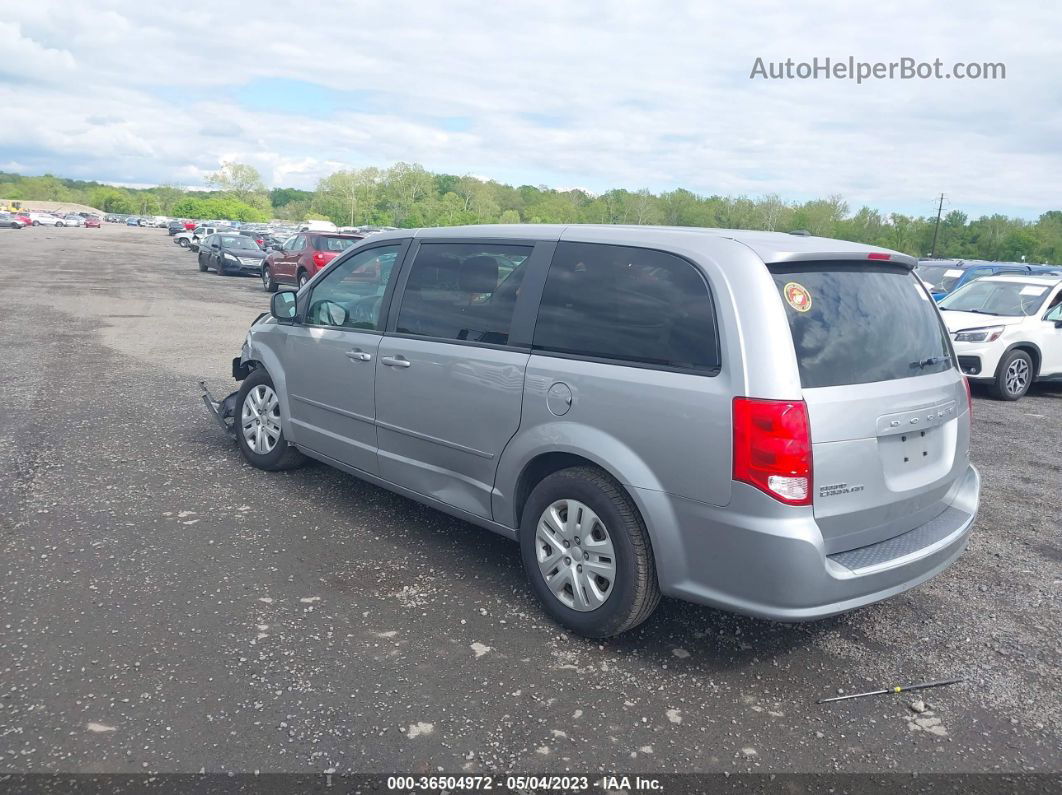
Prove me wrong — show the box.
[211,225,980,637]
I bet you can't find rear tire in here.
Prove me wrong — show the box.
[519,466,660,637]
[55,222,64,227]
[262,266,278,293]
[988,349,1033,401]
[297,270,308,289]
[234,368,306,471]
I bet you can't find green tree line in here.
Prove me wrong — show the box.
[2,164,1060,263]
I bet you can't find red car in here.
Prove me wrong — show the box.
[184,220,197,230]
[14,213,32,227]
[84,216,102,228]
[261,232,363,292]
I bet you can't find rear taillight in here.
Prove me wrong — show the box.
[256,238,263,246]
[962,376,972,421]
[312,252,327,268]
[733,398,812,505]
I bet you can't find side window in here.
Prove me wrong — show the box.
[305,245,401,331]
[289,235,306,252]
[533,242,720,372]
[202,234,214,247]
[394,243,532,345]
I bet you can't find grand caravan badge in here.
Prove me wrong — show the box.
[783,282,812,312]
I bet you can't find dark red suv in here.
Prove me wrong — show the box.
[261,232,363,292]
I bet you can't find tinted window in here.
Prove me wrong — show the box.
[316,236,358,253]
[305,245,401,330]
[394,243,532,345]
[915,264,965,292]
[771,263,952,388]
[533,242,720,372]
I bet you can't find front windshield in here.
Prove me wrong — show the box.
[221,236,260,250]
[915,264,965,292]
[939,280,1048,317]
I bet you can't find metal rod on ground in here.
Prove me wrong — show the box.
[817,677,963,704]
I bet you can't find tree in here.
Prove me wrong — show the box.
[206,162,267,203]
[317,167,381,226]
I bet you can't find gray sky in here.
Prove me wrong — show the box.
[1,0,1059,218]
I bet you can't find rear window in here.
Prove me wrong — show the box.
[316,236,357,253]
[915,264,965,293]
[770,262,952,388]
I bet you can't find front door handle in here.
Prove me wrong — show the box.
[345,349,372,362]
[381,355,411,368]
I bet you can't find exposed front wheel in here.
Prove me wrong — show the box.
[520,466,660,637]
[178,238,190,248]
[989,349,1033,400]
[234,369,306,471]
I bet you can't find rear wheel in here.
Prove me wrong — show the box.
[234,369,306,471]
[262,266,278,293]
[520,466,660,637]
[297,270,309,289]
[55,222,64,227]
[989,349,1033,400]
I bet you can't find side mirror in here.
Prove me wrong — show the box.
[271,290,298,322]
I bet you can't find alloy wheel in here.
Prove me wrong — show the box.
[1006,357,1030,395]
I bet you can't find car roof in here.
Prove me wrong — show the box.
[365,224,916,267]
[979,274,1062,286]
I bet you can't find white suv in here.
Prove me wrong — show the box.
[940,274,1062,400]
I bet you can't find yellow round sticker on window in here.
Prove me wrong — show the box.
[783,282,812,312]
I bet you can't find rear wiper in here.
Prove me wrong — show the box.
[911,354,952,369]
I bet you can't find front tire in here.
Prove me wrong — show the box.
[178,238,190,248]
[989,349,1033,400]
[520,466,660,637]
[234,369,306,471]
[197,255,208,272]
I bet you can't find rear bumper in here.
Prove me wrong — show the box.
[639,464,980,622]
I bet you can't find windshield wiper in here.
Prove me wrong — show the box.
[959,308,1001,315]
[911,354,952,369]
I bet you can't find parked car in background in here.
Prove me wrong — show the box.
[941,274,1062,400]
[167,220,186,235]
[29,212,63,227]
[174,224,232,250]
[915,259,1032,301]
[239,229,266,249]
[0,212,25,229]
[216,226,980,637]
[62,214,85,227]
[126,216,141,226]
[13,212,33,227]
[197,233,266,276]
[260,232,363,291]
[297,219,339,233]
[84,216,102,228]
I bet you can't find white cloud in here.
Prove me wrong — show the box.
[0,0,1058,216]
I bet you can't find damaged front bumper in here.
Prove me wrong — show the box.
[200,380,238,439]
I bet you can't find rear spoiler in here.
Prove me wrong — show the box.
[764,251,917,270]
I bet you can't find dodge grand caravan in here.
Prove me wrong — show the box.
[206,225,980,637]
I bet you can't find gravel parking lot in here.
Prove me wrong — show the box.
[1,224,1059,775]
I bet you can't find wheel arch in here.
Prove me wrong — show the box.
[1001,341,1042,376]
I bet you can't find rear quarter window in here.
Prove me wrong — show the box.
[771,262,952,388]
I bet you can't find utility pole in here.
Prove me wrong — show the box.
[929,193,945,258]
